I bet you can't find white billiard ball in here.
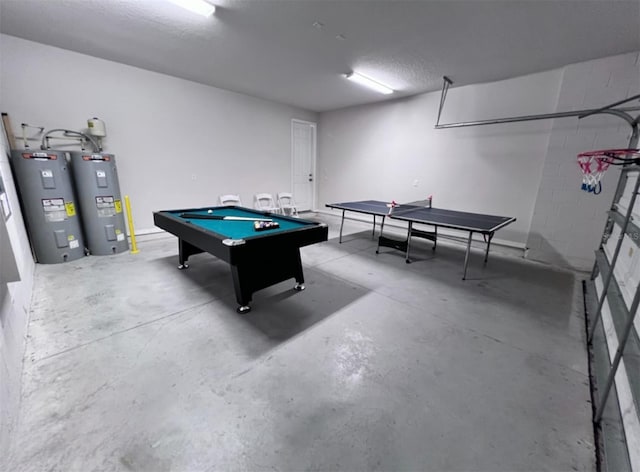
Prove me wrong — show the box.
[208,209,213,214]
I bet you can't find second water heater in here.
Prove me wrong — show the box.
[70,152,128,255]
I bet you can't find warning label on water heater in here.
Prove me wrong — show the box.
[96,196,117,217]
[42,198,67,222]
[65,202,76,217]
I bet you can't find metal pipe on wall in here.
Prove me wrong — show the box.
[40,129,101,152]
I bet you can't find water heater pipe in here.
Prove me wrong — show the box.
[41,129,101,152]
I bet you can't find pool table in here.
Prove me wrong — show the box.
[153,205,328,313]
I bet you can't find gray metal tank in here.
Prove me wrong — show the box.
[10,150,85,263]
[69,152,128,255]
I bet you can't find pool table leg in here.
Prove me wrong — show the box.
[291,250,305,290]
[178,239,204,269]
[230,265,253,313]
[230,248,306,313]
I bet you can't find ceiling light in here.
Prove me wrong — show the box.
[168,0,216,17]
[345,72,394,95]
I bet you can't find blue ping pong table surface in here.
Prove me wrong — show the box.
[326,200,515,232]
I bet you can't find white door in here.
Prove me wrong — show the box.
[291,120,316,211]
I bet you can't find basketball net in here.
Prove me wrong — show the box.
[577,149,640,195]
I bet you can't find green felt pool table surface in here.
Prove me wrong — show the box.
[167,207,311,240]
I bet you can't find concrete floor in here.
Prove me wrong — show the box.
[7,213,594,471]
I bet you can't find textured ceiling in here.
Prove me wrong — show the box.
[1,0,639,112]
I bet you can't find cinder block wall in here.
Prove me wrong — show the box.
[527,52,640,271]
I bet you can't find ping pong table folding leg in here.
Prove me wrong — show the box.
[483,232,494,264]
[372,215,376,239]
[405,221,413,263]
[375,216,387,253]
[338,210,346,243]
[462,232,474,280]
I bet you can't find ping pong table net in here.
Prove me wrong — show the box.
[577,149,640,195]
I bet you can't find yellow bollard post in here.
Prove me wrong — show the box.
[124,195,140,254]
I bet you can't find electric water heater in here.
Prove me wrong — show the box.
[10,150,85,263]
[69,152,128,255]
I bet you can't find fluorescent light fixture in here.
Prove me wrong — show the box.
[345,71,394,95]
[168,0,216,17]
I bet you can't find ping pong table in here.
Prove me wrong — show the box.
[326,200,516,279]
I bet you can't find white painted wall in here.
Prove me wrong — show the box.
[527,52,640,270]
[318,52,640,270]
[0,33,316,461]
[0,35,318,232]
[0,118,35,463]
[318,71,563,246]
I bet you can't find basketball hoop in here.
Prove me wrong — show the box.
[577,149,640,195]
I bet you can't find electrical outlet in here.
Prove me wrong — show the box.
[413,179,419,187]
[191,174,197,181]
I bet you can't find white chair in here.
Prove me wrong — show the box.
[277,192,299,217]
[219,194,242,206]
[254,193,279,213]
